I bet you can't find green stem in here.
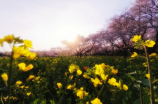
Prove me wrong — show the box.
[97,81,106,98]
[7,50,14,104]
[144,46,155,104]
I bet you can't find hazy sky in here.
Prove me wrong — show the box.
[0,0,135,52]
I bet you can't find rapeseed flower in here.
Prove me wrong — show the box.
[146,74,150,79]
[108,77,117,86]
[1,73,8,82]
[95,64,104,76]
[111,69,118,74]
[0,38,4,46]
[100,74,108,81]
[26,92,31,96]
[123,84,128,91]
[149,53,157,57]
[132,35,141,42]
[145,40,155,47]
[131,52,138,57]
[76,87,88,99]
[91,77,102,87]
[77,69,82,75]
[67,85,72,90]
[69,64,76,73]
[24,40,32,48]
[91,98,102,104]
[16,80,22,86]
[18,63,26,71]
[4,34,14,44]
[24,64,33,72]
[26,75,35,81]
[57,82,62,89]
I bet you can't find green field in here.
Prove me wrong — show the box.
[1,55,158,104]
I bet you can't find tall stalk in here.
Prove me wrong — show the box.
[7,50,14,104]
[144,46,155,104]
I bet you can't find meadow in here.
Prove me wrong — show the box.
[0,35,158,104]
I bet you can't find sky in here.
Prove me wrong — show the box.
[0,0,135,52]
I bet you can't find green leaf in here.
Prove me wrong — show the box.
[133,95,150,104]
[136,79,149,88]
[33,98,40,104]
[50,100,56,104]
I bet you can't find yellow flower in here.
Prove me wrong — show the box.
[24,40,32,48]
[123,84,128,91]
[132,35,141,42]
[0,38,4,46]
[57,82,62,89]
[108,77,117,86]
[16,80,22,86]
[4,34,14,44]
[25,86,29,89]
[27,52,36,60]
[77,69,82,75]
[18,63,26,71]
[24,64,33,72]
[91,98,103,104]
[91,77,102,87]
[145,40,155,47]
[76,87,88,99]
[76,87,84,99]
[20,86,25,89]
[35,76,40,80]
[26,92,31,96]
[86,102,89,104]
[95,64,104,76]
[67,85,72,90]
[68,64,76,73]
[83,74,90,79]
[100,74,108,81]
[111,69,118,74]
[149,53,157,57]
[146,74,150,79]
[69,75,73,80]
[1,73,8,82]
[26,75,35,81]
[131,52,138,57]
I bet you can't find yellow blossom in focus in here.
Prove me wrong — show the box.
[26,92,31,96]
[91,77,102,87]
[123,84,128,91]
[146,74,150,79]
[26,75,35,81]
[27,52,36,60]
[4,34,14,44]
[145,40,155,47]
[132,35,141,42]
[131,52,138,58]
[149,53,157,57]
[18,63,26,71]
[24,40,32,48]
[91,98,103,104]
[1,73,8,82]
[111,69,118,74]
[77,69,82,75]
[16,80,22,86]
[57,82,62,89]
